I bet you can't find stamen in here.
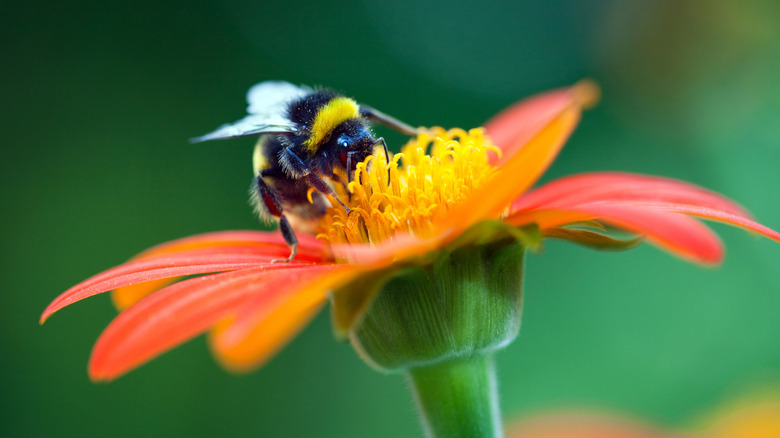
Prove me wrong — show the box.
[318,127,498,248]
[306,187,316,204]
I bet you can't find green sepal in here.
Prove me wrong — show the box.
[447,219,541,251]
[349,239,525,372]
[542,226,643,251]
[561,220,607,231]
[330,267,399,339]
[330,220,538,342]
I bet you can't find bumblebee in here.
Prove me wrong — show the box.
[192,81,419,262]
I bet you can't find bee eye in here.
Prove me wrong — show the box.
[337,135,350,149]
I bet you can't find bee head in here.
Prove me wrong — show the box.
[330,121,375,172]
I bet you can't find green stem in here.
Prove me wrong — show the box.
[407,354,502,438]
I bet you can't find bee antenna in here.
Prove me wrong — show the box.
[372,137,391,182]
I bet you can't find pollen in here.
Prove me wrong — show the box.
[317,127,500,247]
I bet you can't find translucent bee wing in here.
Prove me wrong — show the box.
[191,81,311,143]
[246,81,312,116]
[190,115,298,143]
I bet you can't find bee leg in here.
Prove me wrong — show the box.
[305,173,351,214]
[330,173,351,201]
[371,137,391,181]
[280,147,352,213]
[346,150,357,185]
[276,215,298,263]
[254,174,298,263]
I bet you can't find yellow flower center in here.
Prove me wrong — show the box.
[316,127,500,246]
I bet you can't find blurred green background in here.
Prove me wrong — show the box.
[2,0,780,436]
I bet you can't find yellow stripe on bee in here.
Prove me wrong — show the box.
[253,140,271,173]
[304,97,360,152]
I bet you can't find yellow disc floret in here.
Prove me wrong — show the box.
[317,127,500,246]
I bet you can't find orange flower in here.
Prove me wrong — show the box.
[502,392,780,437]
[705,393,780,438]
[41,81,780,381]
[504,412,668,438]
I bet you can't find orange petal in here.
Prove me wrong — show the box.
[485,80,599,167]
[329,229,455,266]
[109,231,327,310]
[607,201,780,244]
[442,100,583,233]
[508,209,594,230]
[112,278,177,311]
[209,265,361,372]
[130,230,325,260]
[507,206,724,265]
[513,172,750,217]
[88,265,313,381]
[41,246,310,323]
[510,172,780,245]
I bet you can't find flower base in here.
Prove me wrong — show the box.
[349,239,525,371]
[344,238,525,438]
